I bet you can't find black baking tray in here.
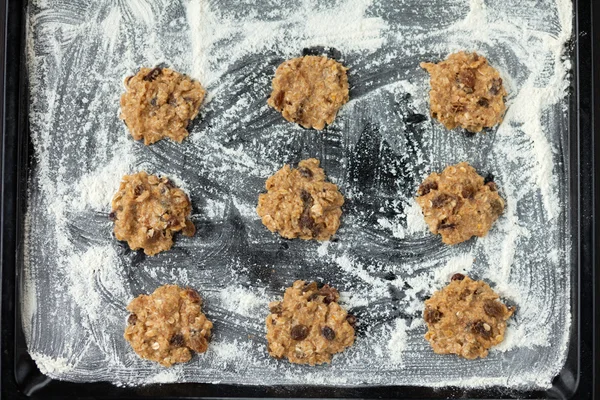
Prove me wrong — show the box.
[0,0,597,398]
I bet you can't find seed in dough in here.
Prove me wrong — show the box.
[256,158,344,241]
[266,280,356,365]
[267,55,349,130]
[421,51,507,133]
[111,172,195,256]
[416,162,504,245]
[120,67,206,145]
[423,275,515,359]
[124,284,213,367]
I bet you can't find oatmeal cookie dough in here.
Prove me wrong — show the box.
[120,67,206,145]
[111,171,195,256]
[266,280,356,365]
[267,55,349,130]
[421,51,507,132]
[124,284,213,367]
[423,274,515,359]
[416,162,504,245]
[256,158,344,241]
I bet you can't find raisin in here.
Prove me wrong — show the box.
[457,69,476,90]
[290,324,309,341]
[321,326,336,341]
[451,273,466,281]
[489,78,503,95]
[431,193,454,208]
[319,285,339,304]
[483,299,505,318]
[298,167,313,179]
[424,307,442,324]
[471,320,492,339]
[169,334,185,347]
[273,90,285,109]
[109,211,116,221]
[134,185,144,196]
[143,67,162,82]
[490,199,504,215]
[185,289,201,303]
[477,98,490,107]
[418,180,438,196]
[345,314,357,327]
[127,314,138,325]
[269,303,283,314]
[461,186,475,199]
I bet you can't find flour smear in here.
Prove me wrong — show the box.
[23,0,573,390]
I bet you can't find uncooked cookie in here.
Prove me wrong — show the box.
[120,67,206,145]
[111,171,195,256]
[423,274,515,359]
[256,158,344,241]
[416,162,504,245]
[267,55,349,130]
[266,280,356,365]
[421,51,507,133]
[124,285,213,367]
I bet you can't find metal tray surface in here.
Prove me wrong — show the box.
[0,0,597,398]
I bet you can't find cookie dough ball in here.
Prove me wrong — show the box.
[266,280,356,365]
[256,158,344,241]
[124,285,213,367]
[421,51,507,133]
[416,162,504,245]
[111,172,195,256]
[267,55,349,130]
[120,67,206,145]
[423,274,515,359]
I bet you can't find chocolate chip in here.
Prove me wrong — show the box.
[169,334,185,347]
[418,180,438,196]
[109,211,116,221]
[345,314,357,328]
[127,314,138,325]
[431,193,454,208]
[269,303,283,314]
[477,98,490,107]
[290,324,309,341]
[143,67,162,82]
[424,307,442,324]
[483,299,505,318]
[298,167,313,179]
[185,289,201,303]
[471,320,492,339]
[321,326,336,341]
[451,273,466,281]
[319,285,339,304]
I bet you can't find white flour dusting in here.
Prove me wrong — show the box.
[22,0,573,390]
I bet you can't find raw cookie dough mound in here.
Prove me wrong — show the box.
[111,172,195,256]
[421,51,507,132]
[423,274,515,359]
[256,158,344,241]
[125,285,213,367]
[120,67,206,145]
[266,280,356,365]
[267,55,349,130]
[416,162,504,245]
